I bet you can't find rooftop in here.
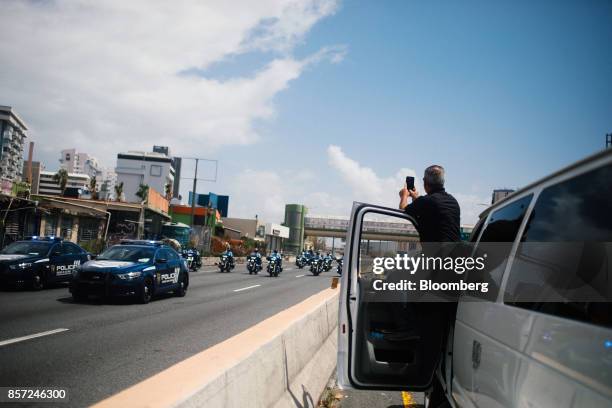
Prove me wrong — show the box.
[0,106,28,130]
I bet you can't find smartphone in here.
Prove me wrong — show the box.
[405,176,415,191]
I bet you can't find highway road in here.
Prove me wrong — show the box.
[0,264,334,407]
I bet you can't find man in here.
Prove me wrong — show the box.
[251,248,262,267]
[269,249,283,272]
[222,243,235,268]
[387,165,461,344]
[399,165,460,242]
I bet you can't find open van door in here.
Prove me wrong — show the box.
[337,202,450,392]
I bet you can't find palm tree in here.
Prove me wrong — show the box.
[136,183,149,203]
[114,181,124,202]
[53,168,69,196]
[89,176,98,200]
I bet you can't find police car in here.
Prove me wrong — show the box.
[70,240,188,304]
[0,236,90,289]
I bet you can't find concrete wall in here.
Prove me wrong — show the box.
[93,288,339,408]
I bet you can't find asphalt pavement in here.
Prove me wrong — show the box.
[0,264,334,407]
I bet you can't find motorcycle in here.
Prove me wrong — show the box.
[267,257,281,277]
[336,257,343,275]
[182,248,201,272]
[310,257,323,276]
[247,256,262,275]
[295,253,308,269]
[218,254,234,273]
[322,255,333,272]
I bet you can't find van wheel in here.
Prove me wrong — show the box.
[139,279,153,304]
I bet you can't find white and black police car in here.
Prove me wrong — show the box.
[70,240,188,303]
[0,236,90,289]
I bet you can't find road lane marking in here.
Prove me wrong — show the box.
[0,328,69,347]
[233,284,261,292]
[295,274,305,278]
[401,391,414,407]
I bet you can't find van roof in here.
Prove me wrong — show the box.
[478,148,612,220]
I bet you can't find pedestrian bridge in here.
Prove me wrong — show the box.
[304,215,419,242]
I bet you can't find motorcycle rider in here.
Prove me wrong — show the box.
[324,252,333,270]
[221,243,235,268]
[269,249,283,272]
[250,248,262,268]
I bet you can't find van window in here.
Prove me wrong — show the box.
[469,219,485,242]
[468,195,533,300]
[504,164,612,327]
[480,195,533,243]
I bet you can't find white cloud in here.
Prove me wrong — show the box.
[327,145,417,207]
[227,168,287,222]
[327,145,486,224]
[225,145,486,225]
[226,167,348,223]
[0,0,340,167]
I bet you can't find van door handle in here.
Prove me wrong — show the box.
[472,340,481,369]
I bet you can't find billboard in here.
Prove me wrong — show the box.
[188,192,229,217]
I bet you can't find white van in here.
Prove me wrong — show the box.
[337,148,612,408]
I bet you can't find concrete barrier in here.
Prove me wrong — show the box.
[93,288,339,408]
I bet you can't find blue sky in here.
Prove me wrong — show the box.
[202,0,611,222]
[3,0,611,224]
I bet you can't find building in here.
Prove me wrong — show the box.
[152,145,170,156]
[264,223,289,253]
[221,217,265,240]
[0,106,28,185]
[169,204,219,227]
[59,149,101,178]
[38,171,90,196]
[491,189,515,204]
[59,148,117,196]
[152,146,181,199]
[172,157,181,198]
[115,150,175,203]
[0,193,108,249]
[99,167,117,200]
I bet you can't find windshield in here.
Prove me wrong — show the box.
[97,246,155,263]
[0,242,51,256]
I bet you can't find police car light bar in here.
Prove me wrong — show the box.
[26,236,63,242]
[119,240,164,246]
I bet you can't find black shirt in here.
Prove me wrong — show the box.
[404,187,461,242]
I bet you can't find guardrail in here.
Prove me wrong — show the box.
[93,287,339,408]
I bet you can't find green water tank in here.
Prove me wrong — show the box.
[283,204,307,254]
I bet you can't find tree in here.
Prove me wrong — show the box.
[89,176,98,200]
[53,168,69,196]
[136,183,149,203]
[114,181,124,202]
[165,182,173,200]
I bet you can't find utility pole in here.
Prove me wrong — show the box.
[190,158,199,227]
[181,157,218,252]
